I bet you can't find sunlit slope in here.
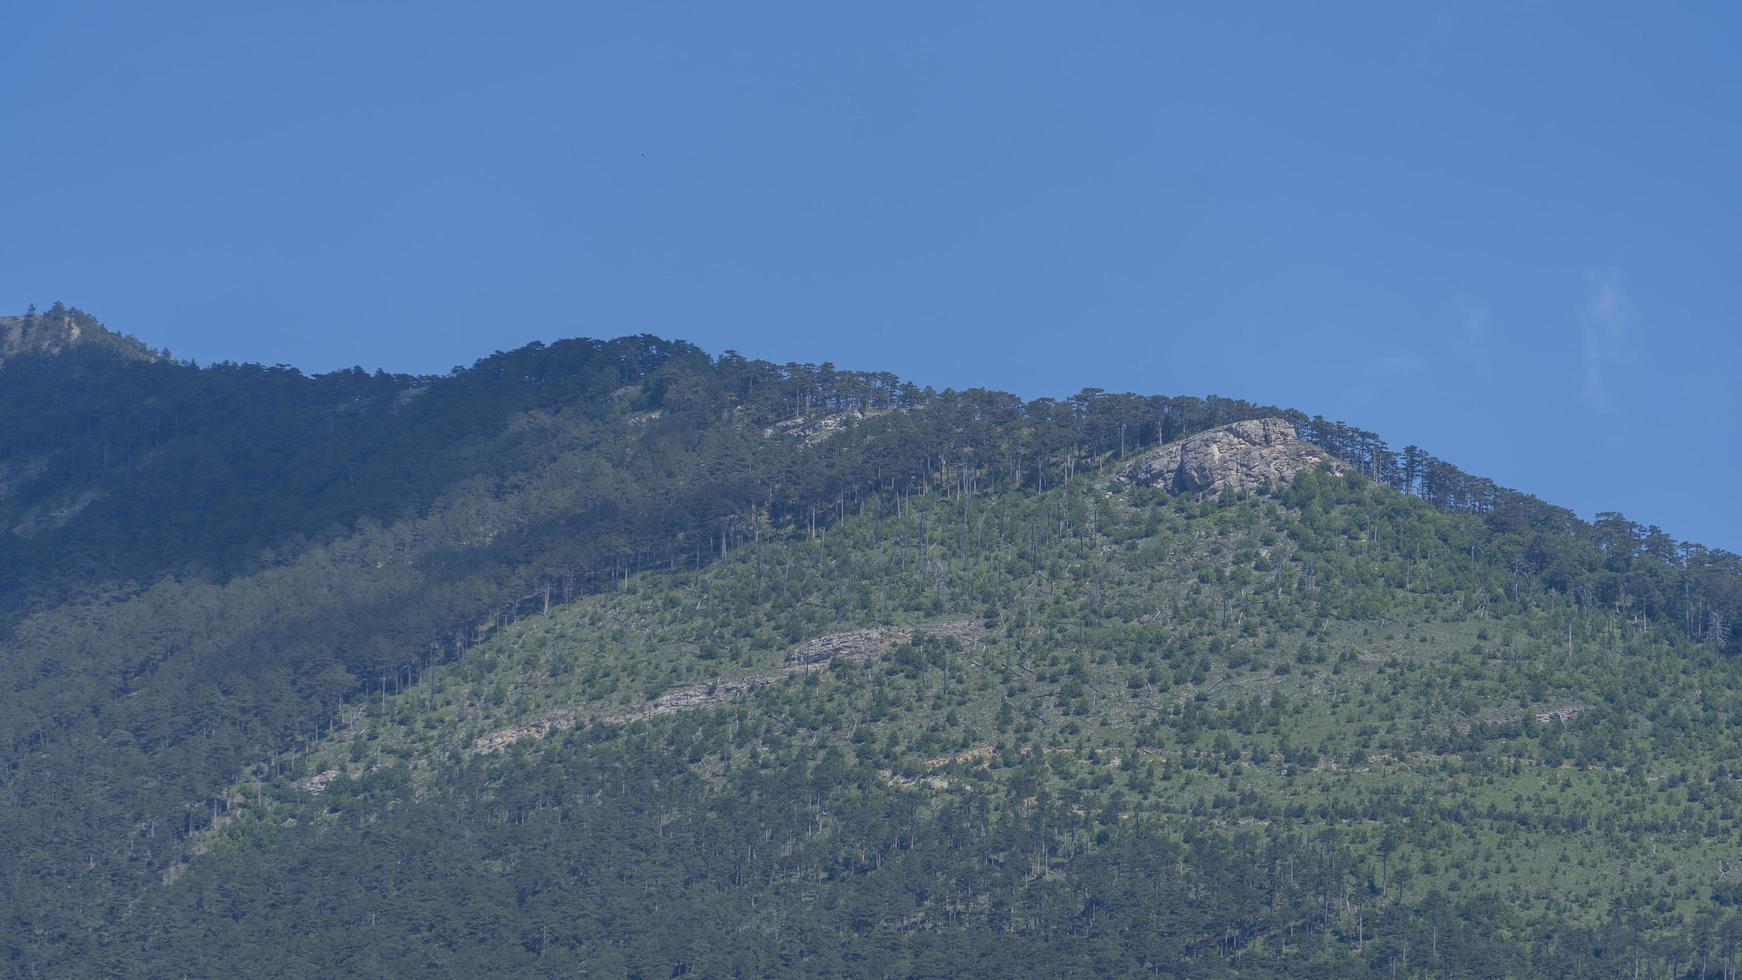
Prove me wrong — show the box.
[148,469,1742,974]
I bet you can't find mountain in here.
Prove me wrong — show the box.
[6,314,1742,977]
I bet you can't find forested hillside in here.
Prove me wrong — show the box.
[6,310,1742,977]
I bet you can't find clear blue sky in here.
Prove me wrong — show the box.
[4,3,1740,548]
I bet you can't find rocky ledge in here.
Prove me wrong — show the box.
[1123,418,1346,495]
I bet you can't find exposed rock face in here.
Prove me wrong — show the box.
[470,619,983,754]
[0,306,156,367]
[9,488,103,539]
[1124,418,1345,495]
[785,621,981,666]
[761,410,868,445]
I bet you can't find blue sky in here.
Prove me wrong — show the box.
[4,3,1740,548]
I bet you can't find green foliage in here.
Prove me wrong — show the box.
[6,326,1742,976]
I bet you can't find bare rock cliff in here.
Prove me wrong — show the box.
[1123,418,1346,495]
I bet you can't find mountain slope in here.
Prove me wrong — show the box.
[6,321,1742,976]
[130,462,1742,976]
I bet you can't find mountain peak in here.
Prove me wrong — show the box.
[0,303,158,366]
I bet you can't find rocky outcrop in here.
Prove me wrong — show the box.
[9,488,103,539]
[1123,418,1345,495]
[786,621,981,666]
[0,306,156,367]
[761,410,868,446]
[470,619,983,754]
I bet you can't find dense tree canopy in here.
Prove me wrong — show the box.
[5,314,1742,976]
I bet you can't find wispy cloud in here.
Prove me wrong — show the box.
[1580,269,1634,411]
[1446,293,1496,380]
[1381,352,1422,375]
[1456,296,1492,344]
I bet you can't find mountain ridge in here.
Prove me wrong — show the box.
[6,311,1742,975]
[6,315,1733,656]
